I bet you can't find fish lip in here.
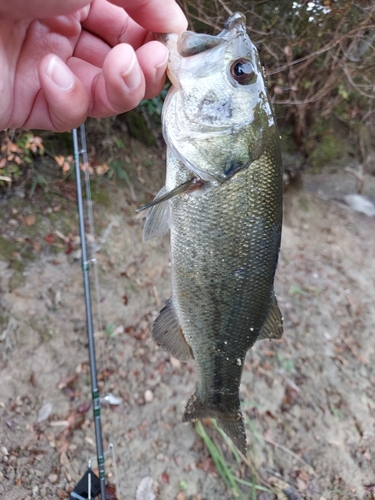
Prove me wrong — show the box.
[155,31,225,57]
[155,12,247,57]
[154,33,170,44]
[223,12,246,31]
[177,32,225,57]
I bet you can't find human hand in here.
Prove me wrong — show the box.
[0,0,187,131]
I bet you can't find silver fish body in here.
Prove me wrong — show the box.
[142,13,283,453]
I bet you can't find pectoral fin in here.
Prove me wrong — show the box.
[137,180,194,213]
[258,293,283,341]
[141,178,209,241]
[152,298,193,361]
[142,186,170,241]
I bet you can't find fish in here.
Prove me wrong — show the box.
[140,12,283,454]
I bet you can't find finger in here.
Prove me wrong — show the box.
[136,40,168,100]
[0,0,90,20]
[9,13,88,129]
[74,30,112,68]
[82,0,147,49]
[110,0,188,33]
[33,54,90,131]
[68,44,146,118]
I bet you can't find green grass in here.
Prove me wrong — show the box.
[195,419,273,500]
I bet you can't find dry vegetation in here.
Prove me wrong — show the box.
[179,0,375,168]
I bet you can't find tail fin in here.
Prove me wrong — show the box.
[183,394,247,454]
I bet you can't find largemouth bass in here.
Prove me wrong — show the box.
[141,13,283,454]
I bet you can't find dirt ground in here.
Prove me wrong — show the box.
[1,151,375,500]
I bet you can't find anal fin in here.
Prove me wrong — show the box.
[152,298,193,361]
[258,293,283,341]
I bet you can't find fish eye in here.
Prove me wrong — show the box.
[230,59,255,85]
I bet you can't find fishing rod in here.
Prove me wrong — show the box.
[69,124,109,500]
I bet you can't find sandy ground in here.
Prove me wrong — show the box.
[1,160,375,500]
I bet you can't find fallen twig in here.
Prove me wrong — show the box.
[263,435,317,477]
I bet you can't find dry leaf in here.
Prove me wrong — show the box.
[56,488,66,499]
[298,470,310,482]
[197,456,216,474]
[6,138,22,153]
[297,478,308,491]
[54,155,65,167]
[27,135,44,153]
[80,162,93,174]
[59,452,69,465]
[160,472,169,484]
[29,372,37,387]
[24,215,36,226]
[33,241,42,252]
[283,486,304,500]
[84,436,95,447]
[95,163,109,176]
[77,402,91,414]
[105,485,118,500]
[37,402,53,422]
[170,357,181,369]
[364,449,372,461]
[269,476,290,490]
[48,473,58,484]
[44,234,56,244]
[136,477,156,500]
[62,161,71,173]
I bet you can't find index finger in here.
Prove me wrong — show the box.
[110,0,188,34]
[82,0,148,49]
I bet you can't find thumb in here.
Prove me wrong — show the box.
[38,54,90,131]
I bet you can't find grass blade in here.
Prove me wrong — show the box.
[195,420,241,496]
[195,419,274,499]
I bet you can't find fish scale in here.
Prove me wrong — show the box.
[141,13,283,453]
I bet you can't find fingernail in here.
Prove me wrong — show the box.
[155,51,169,81]
[46,55,74,91]
[121,52,142,90]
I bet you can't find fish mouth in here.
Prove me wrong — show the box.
[177,32,224,57]
[155,32,224,57]
[155,12,247,57]
[223,12,246,31]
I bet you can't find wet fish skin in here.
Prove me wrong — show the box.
[144,13,283,453]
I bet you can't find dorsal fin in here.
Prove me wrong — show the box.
[258,293,283,341]
[152,298,194,361]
